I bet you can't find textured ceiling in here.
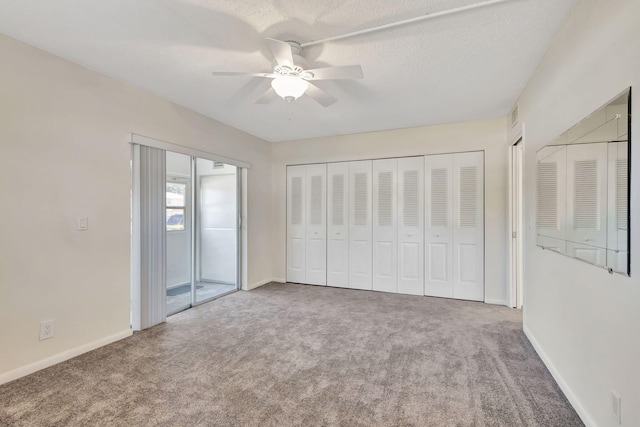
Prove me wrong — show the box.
[0,0,576,142]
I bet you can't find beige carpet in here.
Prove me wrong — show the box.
[0,282,583,426]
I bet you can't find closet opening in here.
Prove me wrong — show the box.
[286,151,484,302]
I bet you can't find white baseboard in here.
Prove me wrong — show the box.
[484,298,509,306]
[523,326,596,427]
[245,278,286,290]
[247,278,274,290]
[0,329,132,385]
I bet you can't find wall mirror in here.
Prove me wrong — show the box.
[536,87,631,275]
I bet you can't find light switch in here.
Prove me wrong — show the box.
[77,216,89,231]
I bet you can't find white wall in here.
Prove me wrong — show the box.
[514,0,640,425]
[0,34,272,382]
[271,117,509,304]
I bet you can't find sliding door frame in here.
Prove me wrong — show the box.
[130,133,250,326]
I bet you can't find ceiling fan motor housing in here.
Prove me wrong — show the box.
[272,41,311,78]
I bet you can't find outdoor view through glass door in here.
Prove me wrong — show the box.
[166,152,239,315]
[195,158,238,303]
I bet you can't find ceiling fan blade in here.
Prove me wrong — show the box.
[255,87,279,104]
[304,65,363,81]
[212,71,275,78]
[305,83,337,107]
[265,38,294,68]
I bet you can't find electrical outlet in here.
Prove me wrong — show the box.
[39,319,55,341]
[610,390,621,424]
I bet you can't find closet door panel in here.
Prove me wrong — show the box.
[428,243,448,281]
[397,157,424,295]
[567,242,606,266]
[566,142,608,249]
[305,164,327,285]
[287,165,306,283]
[536,146,567,251]
[452,151,484,302]
[349,160,373,290]
[424,154,454,298]
[373,159,398,293]
[327,162,349,287]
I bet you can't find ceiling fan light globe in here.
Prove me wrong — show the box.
[271,76,308,101]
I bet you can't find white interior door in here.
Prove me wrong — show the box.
[424,154,454,298]
[327,162,349,287]
[397,157,424,296]
[372,159,398,293]
[289,154,482,299]
[305,164,327,285]
[287,165,306,283]
[452,151,484,301]
[509,139,524,308]
[349,160,373,290]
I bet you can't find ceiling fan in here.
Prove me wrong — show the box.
[212,38,363,107]
[211,1,513,107]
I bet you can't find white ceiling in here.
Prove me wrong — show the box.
[0,0,576,142]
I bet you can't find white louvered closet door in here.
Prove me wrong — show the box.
[305,164,327,285]
[397,157,424,296]
[452,151,484,302]
[349,160,373,290]
[372,159,398,293]
[424,154,454,298]
[607,141,628,272]
[287,165,306,283]
[327,162,349,287]
[536,146,567,252]
[566,143,607,266]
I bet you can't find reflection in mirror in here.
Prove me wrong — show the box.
[536,88,631,275]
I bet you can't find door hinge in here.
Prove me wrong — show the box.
[512,231,517,238]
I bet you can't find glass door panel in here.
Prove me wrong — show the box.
[166,151,193,315]
[195,159,239,303]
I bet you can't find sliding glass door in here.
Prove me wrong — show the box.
[195,158,238,303]
[165,153,239,316]
[166,151,193,314]
[131,133,249,330]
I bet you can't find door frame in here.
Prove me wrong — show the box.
[130,133,249,328]
[508,128,525,309]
